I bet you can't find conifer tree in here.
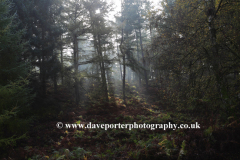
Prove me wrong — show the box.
[12,0,64,96]
[117,0,150,102]
[85,0,113,102]
[62,0,88,105]
[0,0,34,150]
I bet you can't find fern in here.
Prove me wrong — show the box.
[178,140,187,160]
[0,133,27,148]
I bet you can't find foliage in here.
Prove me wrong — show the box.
[146,0,240,119]
[12,0,64,96]
[0,0,34,151]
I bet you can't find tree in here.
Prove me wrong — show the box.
[0,0,34,150]
[62,0,88,105]
[117,0,150,102]
[12,0,64,96]
[84,0,114,102]
[148,0,240,116]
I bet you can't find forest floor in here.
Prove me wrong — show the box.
[3,80,240,160]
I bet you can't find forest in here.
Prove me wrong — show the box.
[0,0,240,159]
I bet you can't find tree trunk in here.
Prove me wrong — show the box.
[98,35,109,102]
[123,51,126,103]
[74,34,80,105]
[138,26,148,88]
[54,74,57,94]
[117,43,122,80]
[120,0,126,104]
[60,43,64,84]
[120,27,126,104]
[135,29,141,86]
[208,0,221,97]
[41,28,46,97]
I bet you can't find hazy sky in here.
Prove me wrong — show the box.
[107,0,161,21]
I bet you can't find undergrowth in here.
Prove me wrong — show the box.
[2,81,240,160]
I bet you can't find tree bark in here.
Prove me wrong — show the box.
[135,29,141,86]
[208,0,221,97]
[97,34,109,102]
[138,26,148,88]
[117,42,122,80]
[60,43,64,84]
[120,28,126,104]
[74,34,80,105]
[41,27,46,97]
